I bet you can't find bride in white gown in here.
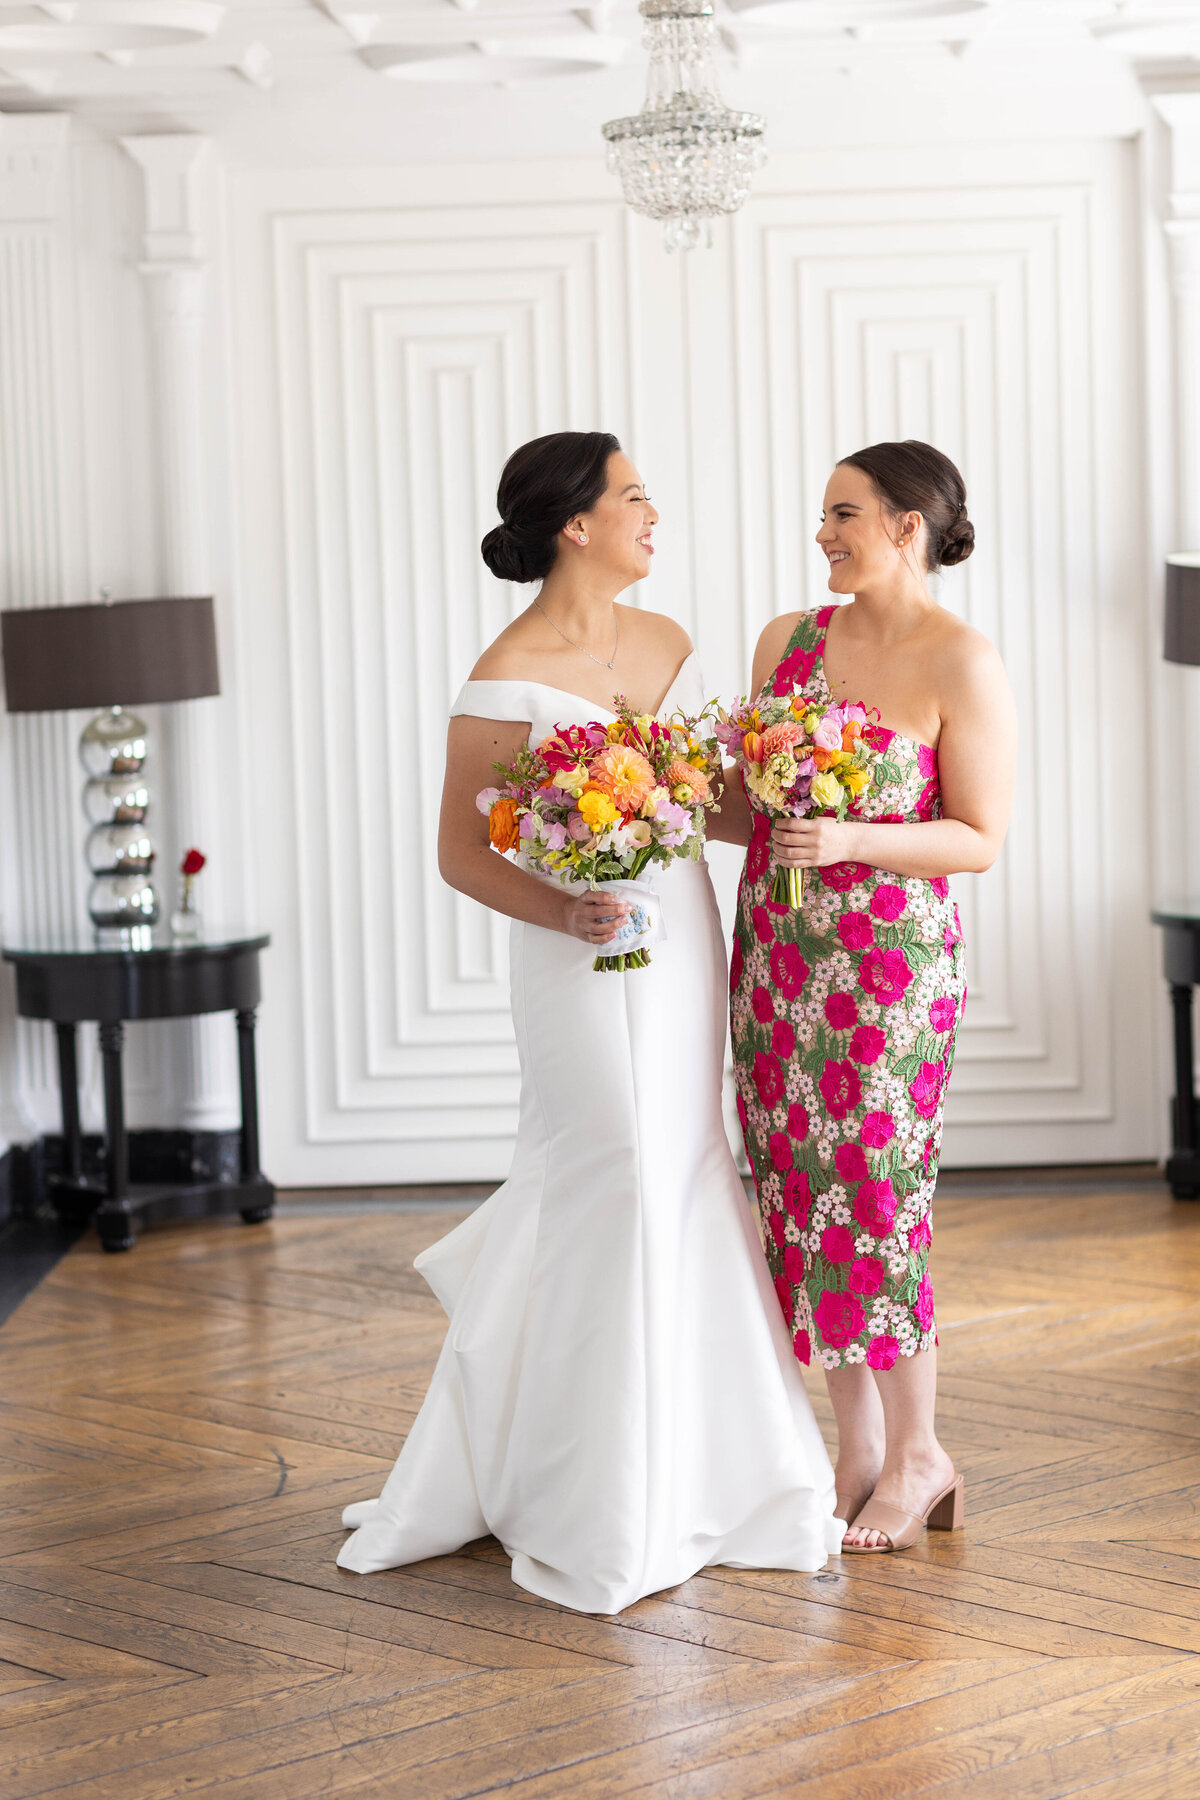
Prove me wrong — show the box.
[338,432,842,1613]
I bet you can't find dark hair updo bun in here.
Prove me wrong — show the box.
[838,438,975,571]
[481,430,621,584]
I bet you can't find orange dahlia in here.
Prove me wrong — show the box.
[761,721,806,758]
[592,744,656,813]
[667,757,711,802]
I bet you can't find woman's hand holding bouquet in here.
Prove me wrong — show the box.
[477,699,721,971]
[716,691,884,907]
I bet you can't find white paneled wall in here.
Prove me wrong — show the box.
[226,141,1159,1185]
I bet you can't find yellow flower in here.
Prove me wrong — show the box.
[843,765,870,796]
[578,788,620,833]
[810,770,844,811]
[641,784,668,818]
[557,762,589,798]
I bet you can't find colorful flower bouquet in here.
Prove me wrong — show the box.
[716,692,889,908]
[478,698,721,972]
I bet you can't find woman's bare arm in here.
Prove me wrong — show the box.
[772,631,1017,879]
[438,716,631,945]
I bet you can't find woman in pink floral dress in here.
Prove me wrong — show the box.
[723,441,1016,1553]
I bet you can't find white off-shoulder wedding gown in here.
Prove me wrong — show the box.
[337,652,842,1613]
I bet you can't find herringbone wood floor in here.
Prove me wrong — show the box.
[1,1183,1199,1798]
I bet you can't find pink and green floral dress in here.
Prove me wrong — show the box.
[731,605,966,1372]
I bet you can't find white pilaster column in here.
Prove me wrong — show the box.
[120,134,238,1130]
[1152,97,1200,900]
[0,116,88,1146]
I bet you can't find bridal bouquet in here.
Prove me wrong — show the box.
[716,691,885,908]
[478,698,721,972]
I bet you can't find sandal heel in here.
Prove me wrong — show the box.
[927,1476,964,1532]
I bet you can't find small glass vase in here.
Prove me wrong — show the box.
[171,875,202,939]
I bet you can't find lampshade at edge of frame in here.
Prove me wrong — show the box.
[0,596,220,713]
[1165,556,1200,668]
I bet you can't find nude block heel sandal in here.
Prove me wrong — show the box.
[842,1473,965,1555]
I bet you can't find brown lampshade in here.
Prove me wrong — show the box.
[1165,556,1200,668]
[0,596,219,713]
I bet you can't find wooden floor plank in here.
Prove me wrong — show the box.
[1,1187,1197,1796]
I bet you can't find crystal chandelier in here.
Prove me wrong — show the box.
[602,0,766,252]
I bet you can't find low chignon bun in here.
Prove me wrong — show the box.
[480,520,556,585]
[938,513,975,568]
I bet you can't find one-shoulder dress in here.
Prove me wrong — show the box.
[337,652,842,1613]
[731,608,967,1373]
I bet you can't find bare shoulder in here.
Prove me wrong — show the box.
[755,610,803,661]
[930,613,1006,686]
[622,605,693,658]
[468,613,538,681]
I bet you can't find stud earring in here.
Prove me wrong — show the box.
[578,534,588,545]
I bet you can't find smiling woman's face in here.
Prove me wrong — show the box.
[568,452,658,586]
[816,462,917,593]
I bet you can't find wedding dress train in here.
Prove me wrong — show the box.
[337,654,841,1614]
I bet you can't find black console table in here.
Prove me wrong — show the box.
[2,929,275,1251]
[1150,902,1200,1200]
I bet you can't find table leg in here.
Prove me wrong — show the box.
[54,1022,83,1185]
[236,1007,273,1224]
[1167,982,1199,1200]
[96,1021,135,1250]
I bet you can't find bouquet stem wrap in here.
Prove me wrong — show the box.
[770,863,804,909]
[592,858,664,972]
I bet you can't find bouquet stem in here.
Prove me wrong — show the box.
[770,863,805,909]
[593,948,652,973]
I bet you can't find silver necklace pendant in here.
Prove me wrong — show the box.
[534,598,619,670]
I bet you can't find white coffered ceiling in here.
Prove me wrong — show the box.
[0,1,1196,136]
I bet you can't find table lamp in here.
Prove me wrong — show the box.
[1165,554,1200,667]
[0,596,219,930]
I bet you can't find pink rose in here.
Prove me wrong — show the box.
[813,1288,866,1351]
[849,1024,886,1066]
[787,1103,809,1140]
[914,1272,935,1332]
[929,996,957,1033]
[767,1210,786,1246]
[909,1215,932,1252]
[849,1254,885,1295]
[870,883,907,922]
[774,1273,795,1325]
[818,1058,862,1121]
[784,1168,811,1227]
[917,776,940,820]
[782,1243,804,1282]
[837,911,874,951]
[753,1051,784,1109]
[752,986,774,1024]
[772,1019,795,1059]
[853,1177,898,1236]
[825,991,858,1030]
[766,898,790,917]
[770,942,809,1000]
[769,1131,793,1172]
[752,906,775,946]
[867,1334,900,1370]
[859,945,914,1007]
[747,814,770,882]
[821,861,872,893]
[909,1060,945,1119]
[917,743,937,780]
[730,936,744,992]
[835,1142,869,1183]
[929,876,950,900]
[820,1224,856,1263]
[860,1110,895,1149]
[793,1327,811,1366]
